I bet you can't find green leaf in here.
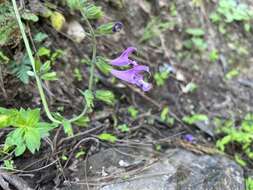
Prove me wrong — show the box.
[186,28,205,36]
[3,160,14,170]
[74,68,82,81]
[9,54,31,84]
[82,89,94,108]
[128,106,139,119]
[66,0,83,10]
[95,90,115,105]
[182,82,198,93]
[225,69,239,80]
[117,124,129,133]
[234,154,247,166]
[62,120,73,136]
[36,122,57,137]
[21,11,39,22]
[154,71,170,86]
[209,49,219,62]
[95,22,115,35]
[183,114,208,125]
[34,32,48,42]
[98,133,117,143]
[0,115,10,128]
[15,143,26,157]
[24,128,41,154]
[40,61,51,73]
[84,4,104,20]
[37,47,51,57]
[73,116,90,127]
[17,108,40,127]
[95,56,112,75]
[160,107,169,122]
[0,51,9,64]
[41,72,58,81]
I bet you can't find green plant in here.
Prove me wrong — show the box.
[117,124,130,133]
[95,90,115,105]
[9,54,31,84]
[183,114,208,125]
[140,17,174,43]
[98,133,117,143]
[225,69,239,80]
[216,114,253,165]
[184,28,207,51]
[160,107,175,126]
[3,159,14,170]
[0,1,19,46]
[10,0,115,129]
[246,177,253,190]
[128,106,139,119]
[154,70,170,86]
[0,107,56,156]
[74,68,83,81]
[209,49,219,62]
[210,0,253,31]
[182,82,198,93]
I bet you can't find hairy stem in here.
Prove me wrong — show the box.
[11,0,97,124]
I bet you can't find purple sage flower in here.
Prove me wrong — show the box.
[183,134,196,143]
[111,65,152,91]
[110,47,138,66]
[112,22,123,33]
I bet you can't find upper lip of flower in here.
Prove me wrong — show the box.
[109,47,152,91]
[110,47,137,66]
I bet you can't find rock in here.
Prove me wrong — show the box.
[77,148,244,190]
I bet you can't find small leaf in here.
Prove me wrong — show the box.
[98,133,117,143]
[34,32,48,42]
[182,82,198,93]
[81,90,94,108]
[73,116,90,127]
[15,143,26,157]
[160,107,169,122]
[62,120,73,136]
[84,4,104,19]
[21,11,39,22]
[186,28,205,36]
[95,90,115,105]
[95,56,112,75]
[95,22,115,35]
[37,47,51,57]
[225,69,239,80]
[117,124,129,133]
[41,72,58,81]
[24,128,41,154]
[183,114,208,125]
[0,51,9,64]
[128,106,139,119]
[36,122,57,137]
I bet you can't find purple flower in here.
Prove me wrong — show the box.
[183,134,196,143]
[111,65,152,91]
[112,22,123,32]
[110,47,138,66]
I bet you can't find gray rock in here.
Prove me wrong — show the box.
[86,148,244,190]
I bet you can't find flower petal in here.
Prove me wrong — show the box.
[110,47,137,66]
[111,65,152,91]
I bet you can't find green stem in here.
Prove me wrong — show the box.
[12,0,61,124]
[80,10,97,90]
[11,0,97,124]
